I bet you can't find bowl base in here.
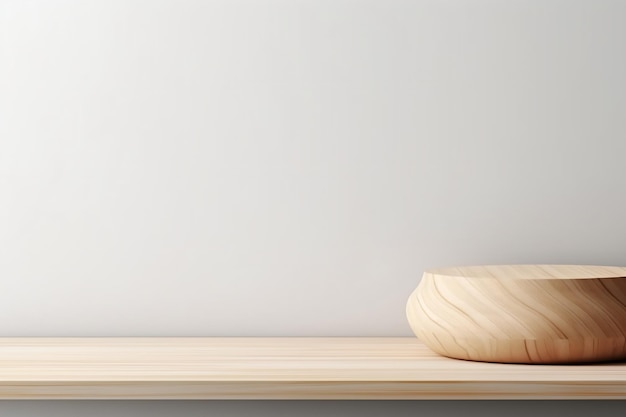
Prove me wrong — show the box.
[420,334,626,364]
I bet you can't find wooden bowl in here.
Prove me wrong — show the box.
[406,265,626,364]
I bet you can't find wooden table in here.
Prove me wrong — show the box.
[0,337,623,399]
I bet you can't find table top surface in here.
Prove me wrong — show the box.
[0,337,623,382]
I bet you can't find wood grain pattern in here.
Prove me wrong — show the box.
[406,265,626,364]
[0,337,624,399]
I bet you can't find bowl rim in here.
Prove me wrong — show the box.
[424,264,626,280]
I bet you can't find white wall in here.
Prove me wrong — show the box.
[2,0,626,414]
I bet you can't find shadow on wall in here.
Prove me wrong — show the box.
[0,401,624,417]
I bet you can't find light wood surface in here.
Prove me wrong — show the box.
[407,265,626,364]
[0,337,624,399]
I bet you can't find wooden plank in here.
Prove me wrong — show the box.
[0,337,623,399]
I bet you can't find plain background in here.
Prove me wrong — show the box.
[1,0,626,415]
